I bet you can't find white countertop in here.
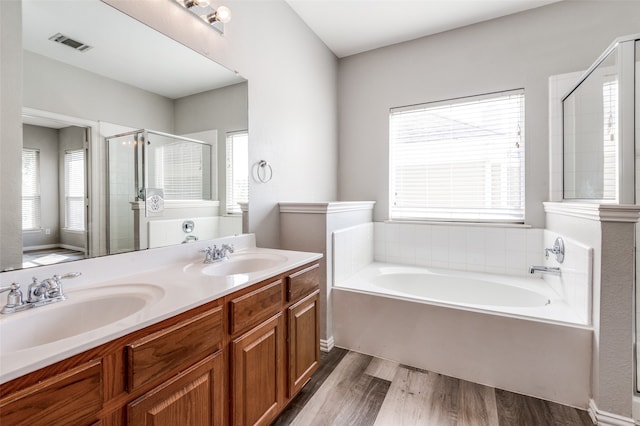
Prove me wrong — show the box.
[0,243,321,384]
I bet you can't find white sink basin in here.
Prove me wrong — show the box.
[184,252,288,277]
[0,283,164,352]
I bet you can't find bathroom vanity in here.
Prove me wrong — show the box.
[0,240,321,426]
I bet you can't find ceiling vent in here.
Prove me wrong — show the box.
[48,33,92,52]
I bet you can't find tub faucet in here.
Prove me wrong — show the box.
[529,266,561,276]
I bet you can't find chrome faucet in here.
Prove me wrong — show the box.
[528,266,561,276]
[1,272,81,314]
[200,244,235,264]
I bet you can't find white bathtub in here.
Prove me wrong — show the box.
[333,262,593,408]
[338,263,586,324]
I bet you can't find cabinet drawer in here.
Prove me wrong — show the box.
[126,306,223,391]
[0,359,102,426]
[287,263,320,302]
[229,279,283,335]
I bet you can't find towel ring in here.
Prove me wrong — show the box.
[255,160,273,183]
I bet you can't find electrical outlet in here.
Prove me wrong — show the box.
[45,228,51,235]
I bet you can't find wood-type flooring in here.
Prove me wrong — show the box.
[273,348,594,426]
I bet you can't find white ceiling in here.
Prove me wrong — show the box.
[22,0,244,100]
[286,0,563,58]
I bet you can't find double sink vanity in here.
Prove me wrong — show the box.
[0,235,322,425]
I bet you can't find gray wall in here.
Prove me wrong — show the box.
[24,51,174,132]
[22,124,59,248]
[337,0,640,227]
[1,0,23,270]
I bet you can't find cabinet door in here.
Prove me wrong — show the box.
[288,290,320,397]
[231,313,285,426]
[127,351,225,426]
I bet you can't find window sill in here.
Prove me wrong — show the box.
[384,219,531,229]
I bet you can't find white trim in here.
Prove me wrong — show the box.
[130,200,220,210]
[590,399,636,426]
[320,336,334,352]
[544,202,640,223]
[279,201,375,214]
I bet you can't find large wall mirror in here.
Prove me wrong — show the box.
[2,0,248,271]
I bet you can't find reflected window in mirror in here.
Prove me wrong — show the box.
[149,138,211,201]
[64,149,85,231]
[22,148,41,231]
[226,131,249,215]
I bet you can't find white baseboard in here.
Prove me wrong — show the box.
[320,336,334,352]
[589,400,636,426]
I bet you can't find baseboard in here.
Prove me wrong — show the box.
[589,399,636,426]
[320,336,334,352]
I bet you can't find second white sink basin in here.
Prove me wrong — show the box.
[184,252,288,277]
[0,283,164,352]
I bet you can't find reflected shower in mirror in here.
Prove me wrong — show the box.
[1,0,248,272]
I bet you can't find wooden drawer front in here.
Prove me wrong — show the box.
[0,359,102,426]
[229,279,283,335]
[287,263,320,302]
[126,306,223,392]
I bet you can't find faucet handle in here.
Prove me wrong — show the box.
[0,283,24,314]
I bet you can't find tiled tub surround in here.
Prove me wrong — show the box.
[332,222,593,408]
[0,234,321,384]
[334,222,593,324]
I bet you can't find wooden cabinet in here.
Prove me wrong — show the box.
[0,260,321,426]
[127,351,225,426]
[288,290,320,397]
[0,359,102,426]
[231,313,286,426]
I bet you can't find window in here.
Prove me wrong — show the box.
[64,149,85,231]
[151,141,209,200]
[22,149,41,230]
[389,89,525,222]
[226,131,249,215]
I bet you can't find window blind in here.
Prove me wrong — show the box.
[390,89,525,222]
[602,80,618,200]
[152,142,206,200]
[22,149,41,230]
[226,131,249,215]
[64,149,85,231]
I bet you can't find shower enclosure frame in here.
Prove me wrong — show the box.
[105,129,213,255]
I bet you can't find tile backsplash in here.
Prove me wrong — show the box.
[373,222,543,276]
[333,222,592,324]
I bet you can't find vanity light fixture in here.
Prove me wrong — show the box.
[176,0,231,34]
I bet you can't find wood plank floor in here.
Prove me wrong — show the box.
[273,348,594,426]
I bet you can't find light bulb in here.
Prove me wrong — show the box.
[215,6,231,23]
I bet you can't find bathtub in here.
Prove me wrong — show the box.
[332,262,593,408]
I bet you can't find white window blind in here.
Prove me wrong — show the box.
[153,142,206,200]
[602,80,618,200]
[390,89,525,222]
[22,149,41,230]
[64,149,85,231]
[226,131,249,215]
